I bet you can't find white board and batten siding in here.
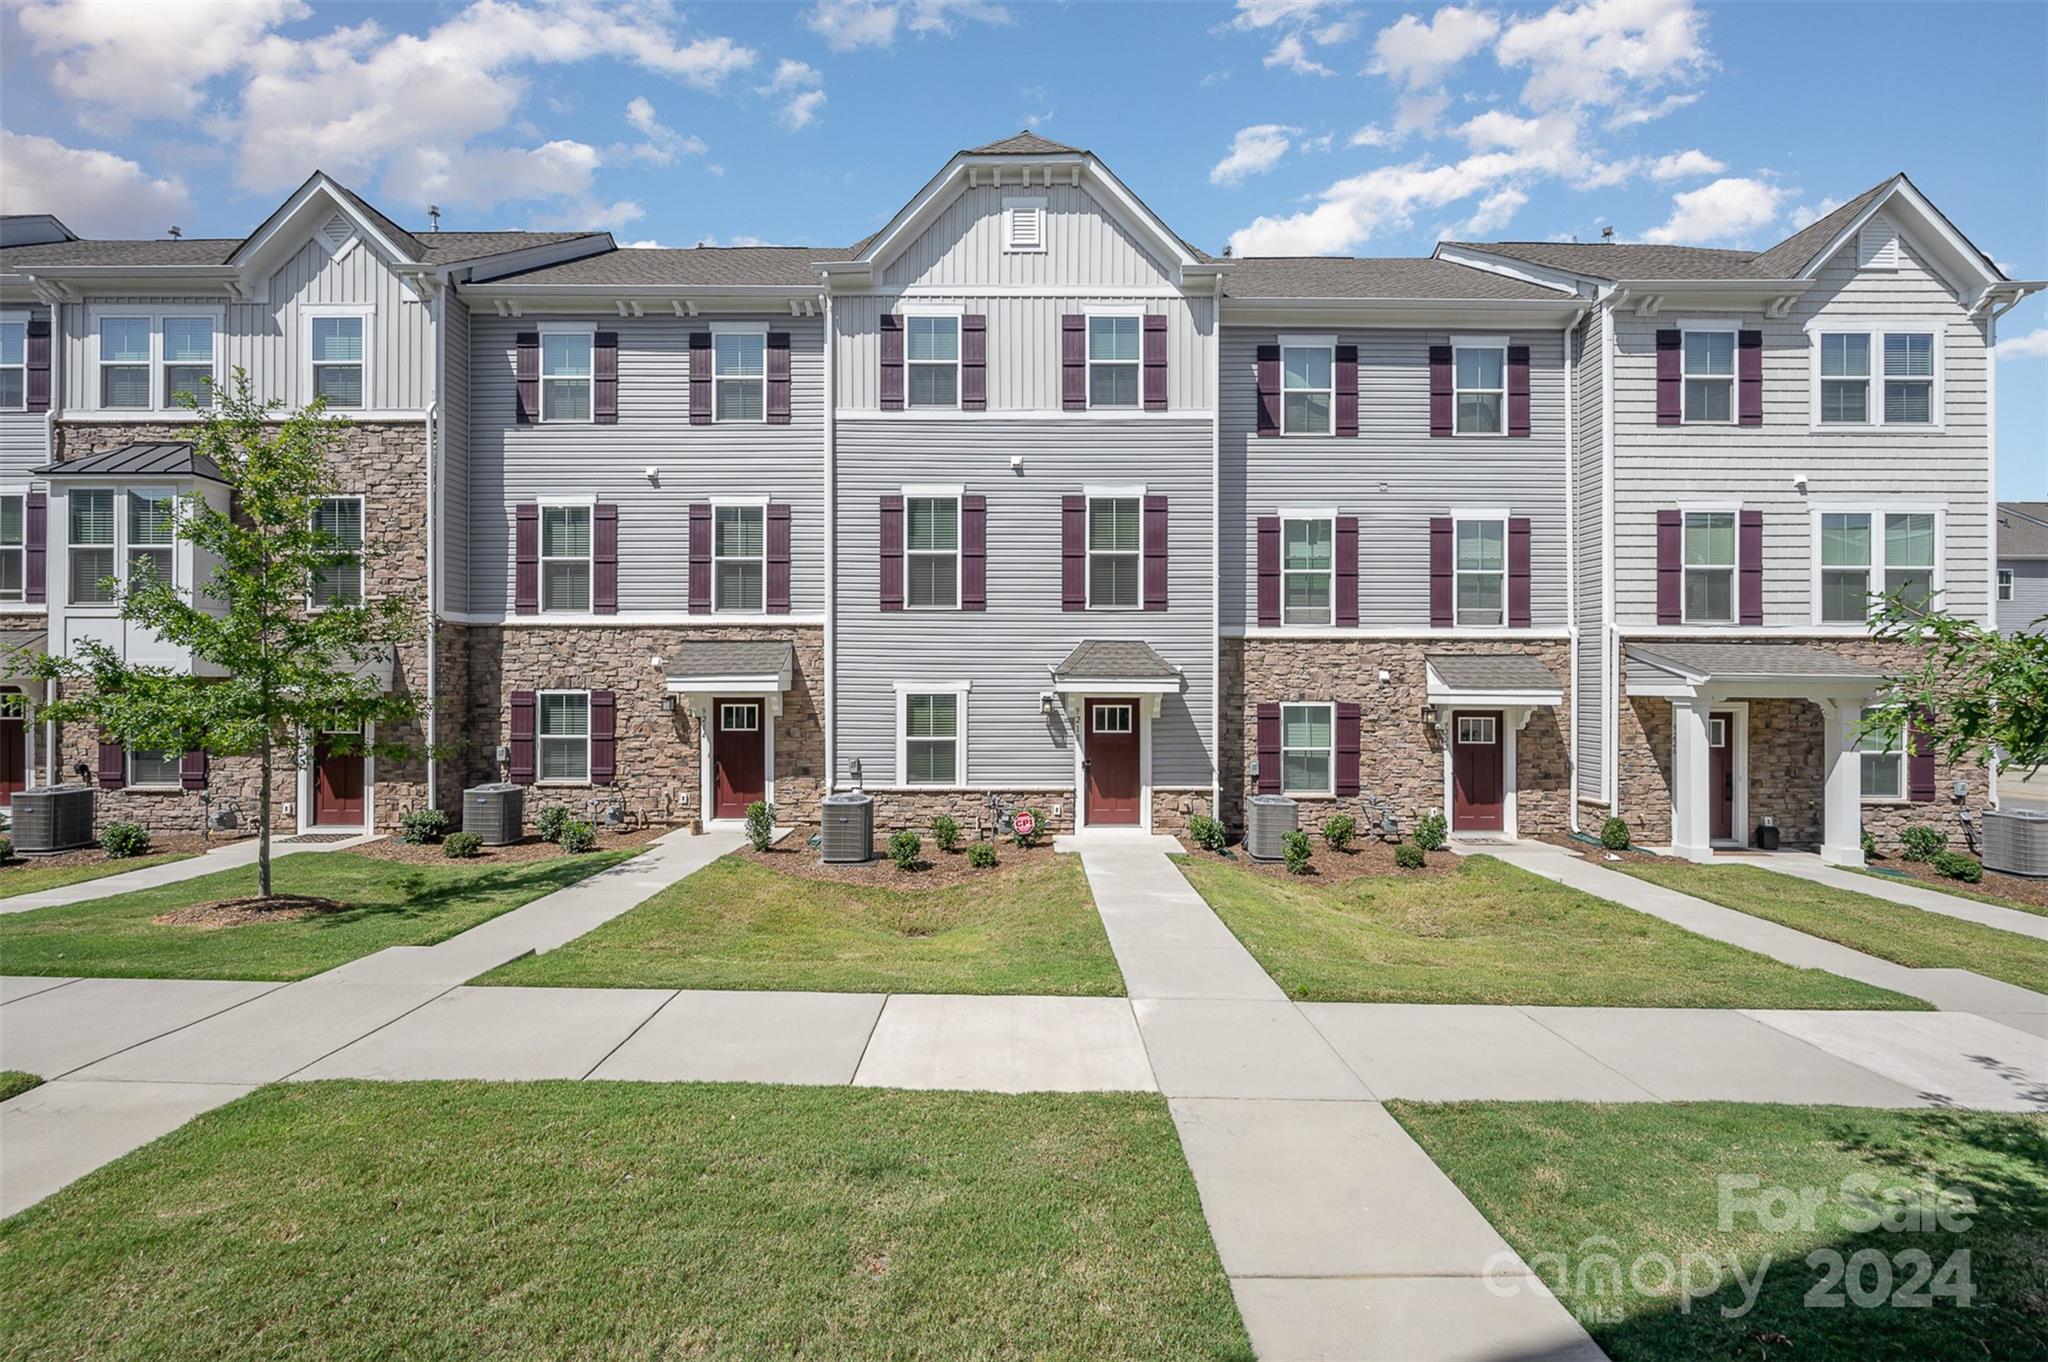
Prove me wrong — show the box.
[439,294,473,615]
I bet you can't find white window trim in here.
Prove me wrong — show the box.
[709,321,768,425]
[1085,491,1145,611]
[67,484,180,609]
[306,494,365,611]
[1450,334,1508,437]
[1279,700,1335,798]
[711,498,767,614]
[1805,321,1945,432]
[1085,308,1146,411]
[1002,195,1047,254]
[536,688,591,786]
[126,745,184,792]
[895,682,970,787]
[1679,503,1741,626]
[1998,569,2015,603]
[88,306,221,415]
[0,311,26,414]
[1278,507,1336,628]
[537,322,596,425]
[1452,509,1510,630]
[0,489,25,604]
[902,486,962,612]
[1277,332,1336,437]
[537,498,594,615]
[1857,706,1909,806]
[1678,319,1737,426]
[898,304,963,412]
[1807,505,1945,626]
[301,304,373,413]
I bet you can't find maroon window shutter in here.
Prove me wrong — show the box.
[1507,344,1531,437]
[1061,315,1086,411]
[1335,702,1361,796]
[879,495,904,611]
[1429,516,1453,627]
[1509,516,1533,628]
[1061,495,1086,611]
[1142,314,1168,411]
[960,315,987,411]
[765,331,792,425]
[1255,344,1280,437]
[1256,515,1280,626]
[25,315,51,413]
[1738,508,1764,626]
[508,692,536,784]
[766,502,792,613]
[1256,703,1281,795]
[688,503,711,613]
[1142,495,1168,611]
[514,503,539,615]
[97,736,125,790]
[879,314,904,411]
[1908,710,1937,803]
[23,491,45,605]
[961,494,987,611]
[1655,329,1682,426]
[1334,343,1359,437]
[590,690,616,785]
[1737,329,1763,426]
[592,502,619,614]
[515,332,539,425]
[593,331,619,424]
[1429,344,1454,437]
[1335,516,1360,626]
[689,332,712,424]
[1656,509,1683,624]
[180,748,208,791]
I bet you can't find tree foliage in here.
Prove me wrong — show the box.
[1862,594,2048,775]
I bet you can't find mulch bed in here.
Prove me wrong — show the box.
[349,822,671,866]
[1863,854,2048,911]
[1175,836,1454,882]
[0,834,212,873]
[151,895,348,928]
[737,830,1064,888]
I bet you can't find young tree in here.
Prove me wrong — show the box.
[35,374,420,899]
[1861,593,2048,777]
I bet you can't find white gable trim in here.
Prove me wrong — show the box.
[1795,176,2001,293]
[227,174,416,295]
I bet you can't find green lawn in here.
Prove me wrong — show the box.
[0,849,640,981]
[1855,866,2048,920]
[0,1071,41,1103]
[479,853,1125,995]
[1177,854,1922,1009]
[0,1081,1251,1362]
[1618,862,2048,995]
[1391,1101,2048,1362]
[0,851,197,900]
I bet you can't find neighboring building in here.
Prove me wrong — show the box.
[1,150,2039,864]
[1996,501,2048,634]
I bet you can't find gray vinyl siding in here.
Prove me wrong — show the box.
[2000,559,2048,635]
[1609,220,1992,627]
[880,183,1182,291]
[1,303,49,484]
[833,416,1214,790]
[1571,311,1606,799]
[467,314,824,616]
[440,293,471,614]
[1219,326,1571,632]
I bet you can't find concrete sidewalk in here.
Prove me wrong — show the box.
[1723,850,2048,942]
[0,832,377,915]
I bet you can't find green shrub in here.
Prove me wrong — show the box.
[397,808,448,845]
[1282,829,1313,875]
[1861,829,1877,858]
[536,804,573,843]
[888,829,922,870]
[442,831,483,859]
[744,801,776,853]
[1322,813,1356,852]
[558,820,596,854]
[1900,825,1947,862]
[100,822,150,859]
[1931,850,1983,883]
[1599,816,1631,851]
[1012,807,1046,849]
[1187,814,1227,853]
[0,834,12,862]
[1394,842,1426,870]
[930,814,960,853]
[966,842,998,869]
[1414,811,1448,852]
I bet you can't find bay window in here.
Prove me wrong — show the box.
[68,489,117,605]
[127,490,175,585]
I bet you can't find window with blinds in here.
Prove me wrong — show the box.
[69,489,117,605]
[310,497,364,607]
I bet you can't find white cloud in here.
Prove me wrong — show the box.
[1640,176,1789,245]
[781,90,828,131]
[1606,90,1701,127]
[1996,327,2048,361]
[0,130,193,236]
[1497,0,1709,111]
[14,0,307,130]
[1367,6,1500,88]
[1349,124,1391,147]
[1265,33,1334,75]
[1228,0,1333,30]
[621,239,668,249]
[1787,195,1844,230]
[1394,89,1452,136]
[908,0,1013,36]
[1450,186,1528,237]
[1649,148,1724,181]
[1211,124,1300,186]
[622,96,707,165]
[760,59,827,131]
[806,0,1009,50]
[1229,154,1523,255]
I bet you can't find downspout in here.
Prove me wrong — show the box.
[43,295,61,784]
[1599,291,1621,814]
[821,287,837,797]
[424,285,444,811]
[1562,304,1587,832]
[1209,271,1223,820]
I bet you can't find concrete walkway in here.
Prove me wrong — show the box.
[1723,850,2048,942]
[0,832,378,915]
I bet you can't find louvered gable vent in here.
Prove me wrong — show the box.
[1004,196,1046,253]
[320,212,354,252]
[1857,216,1900,271]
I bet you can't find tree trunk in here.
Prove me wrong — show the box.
[258,726,272,900]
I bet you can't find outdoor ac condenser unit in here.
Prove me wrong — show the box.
[821,793,874,864]
[12,785,96,855]
[463,783,525,846]
[1981,809,2048,878]
[1246,794,1298,862]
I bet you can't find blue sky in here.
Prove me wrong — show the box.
[2,0,2041,494]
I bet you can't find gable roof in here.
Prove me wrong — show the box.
[0,237,241,269]
[1223,256,1568,300]
[1748,180,1894,277]
[485,244,860,288]
[325,179,424,259]
[969,131,1083,156]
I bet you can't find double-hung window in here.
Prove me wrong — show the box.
[1883,512,1936,609]
[1454,339,1506,434]
[905,315,959,409]
[905,495,959,609]
[2000,569,2015,603]
[99,317,151,409]
[310,496,364,607]
[1281,702,1333,796]
[162,317,214,409]
[538,691,590,783]
[68,489,117,605]
[1280,341,1332,435]
[0,317,25,410]
[1281,516,1333,625]
[1682,510,1737,623]
[1088,496,1141,608]
[311,315,365,408]
[0,494,21,601]
[1681,327,1734,423]
[1455,516,1507,627]
[128,747,182,790]
[1818,333,1870,424]
[540,331,593,422]
[1815,328,1937,426]
[1816,510,1938,622]
[1882,333,1935,424]
[903,691,961,785]
[1088,316,1141,408]
[127,490,175,585]
[713,504,765,611]
[1858,706,1905,802]
[539,504,591,613]
[713,331,765,422]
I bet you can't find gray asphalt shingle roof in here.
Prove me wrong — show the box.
[1223,256,1568,300]
[1629,643,1887,682]
[1441,239,1777,281]
[0,237,241,268]
[1426,654,1564,694]
[36,442,225,482]
[969,131,1083,156]
[486,244,860,287]
[1053,640,1180,681]
[665,640,796,683]
[1999,503,2048,560]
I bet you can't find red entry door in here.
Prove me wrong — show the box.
[1085,699,1141,826]
[713,699,765,820]
[1708,710,1735,843]
[1450,711,1504,833]
[0,688,24,806]
[313,731,365,827]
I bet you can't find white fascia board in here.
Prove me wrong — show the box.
[1796,177,2004,292]
[1432,244,1591,294]
[1052,676,1182,695]
[229,173,415,277]
[1220,298,1584,328]
[452,234,617,284]
[1426,687,1565,708]
[664,672,791,694]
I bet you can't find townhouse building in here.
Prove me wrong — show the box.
[1996,501,2047,634]
[1,137,2036,864]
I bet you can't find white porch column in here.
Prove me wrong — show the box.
[1820,698,1867,867]
[1669,699,1714,862]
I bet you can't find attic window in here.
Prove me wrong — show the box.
[1003,196,1046,254]
[320,213,354,252]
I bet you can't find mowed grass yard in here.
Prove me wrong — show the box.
[478,853,1125,996]
[0,851,197,900]
[1393,1101,2048,1362]
[1177,854,1923,1009]
[0,850,641,981]
[0,1081,1252,1362]
[1618,862,2048,996]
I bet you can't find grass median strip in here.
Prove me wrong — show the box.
[0,1080,1251,1361]
[0,1070,42,1102]
[1390,1100,2048,1362]
[0,851,197,901]
[477,853,1125,996]
[0,849,640,982]
[1177,853,1922,1009]
[1616,862,2048,996]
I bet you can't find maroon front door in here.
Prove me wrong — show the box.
[0,688,24,807]
[313,731,365,827]
[1708,710,1735,842]
[1085,699,1141,826]
[1450,711,1504,832]
[713,699,765,820]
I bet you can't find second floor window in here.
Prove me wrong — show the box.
[1682,329,1734,423]
[1282,517,1332,625]
[0,319,24,411]
[714,332,764,422]
[100,317,151,409]
[1088,496,1141,608]
[310,497,364,607]
[162,317,214,409]
[1089,316,1140,408]
[128,490,174,585]
[906,496,959,609]
[539,691,589,782]
[714,504,765,611]
[1883,334,1934,424]
[1817,329,1935,426]
[906,316,959,409]
[312,316,365,408]
[0,494,22,601]
[69,489,117,604]
[1282,702,1333,795]
[540,504,591,612]
[1818,510,1936,621]
[1456,517,1506,627]
[1455,342,1505,434]
[1683,510,1736,624]
[541,332,593,422]
[1281,344,1331,435]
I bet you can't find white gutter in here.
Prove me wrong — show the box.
[822,288,837,797]
[1210,271,1223,821]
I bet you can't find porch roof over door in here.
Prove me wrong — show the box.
[1425,653,1563,707]
[1626,642,1886,699]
